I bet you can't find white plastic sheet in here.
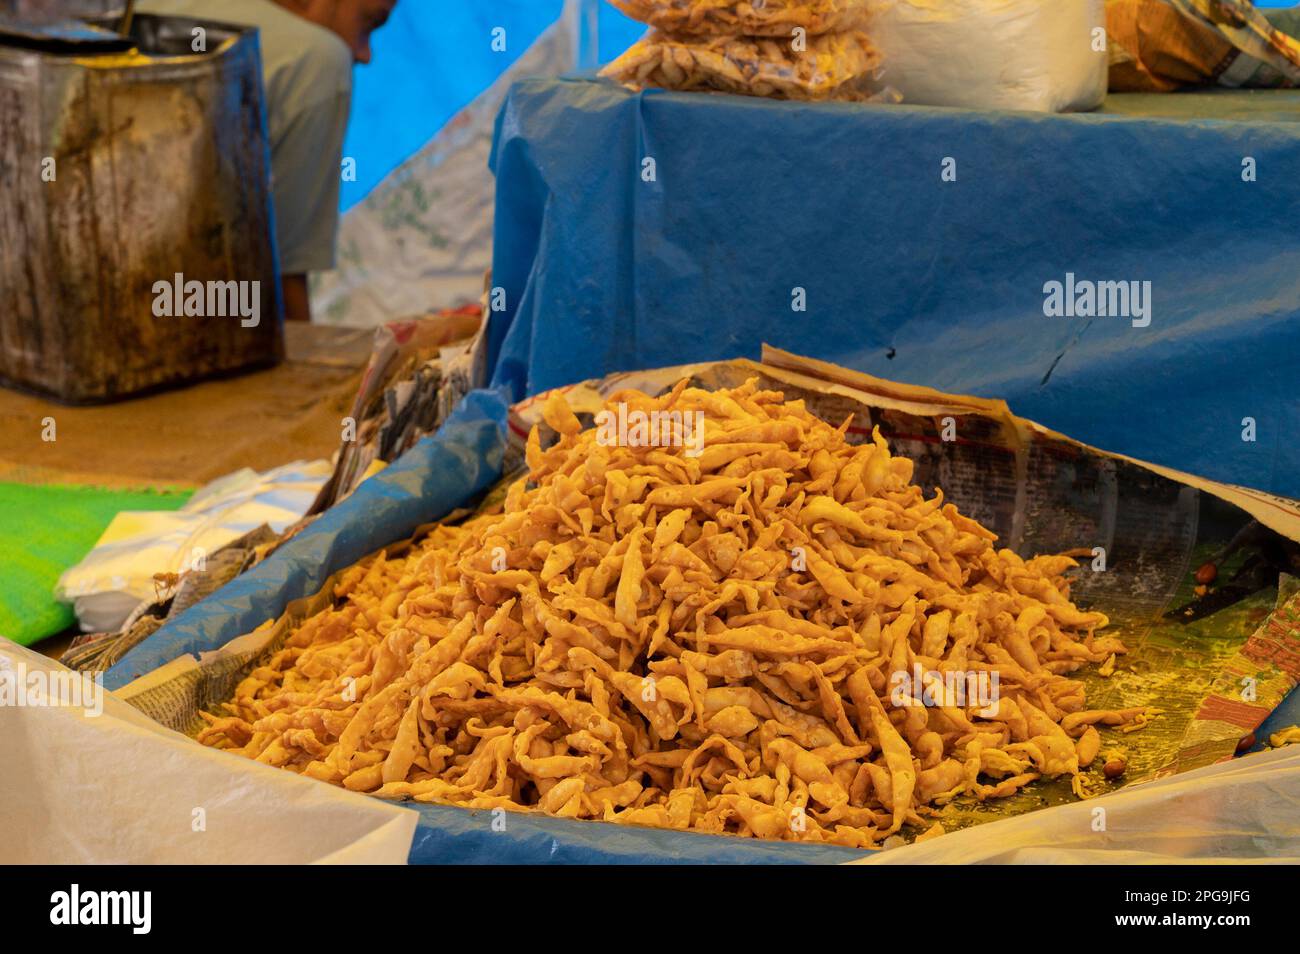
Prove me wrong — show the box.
[0,642,417,864]
[873,0,1108,112]
[56,460,331,634]
[858,743,1300,864]
[312,11,579,327]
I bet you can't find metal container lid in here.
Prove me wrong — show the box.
[0,17,134,54]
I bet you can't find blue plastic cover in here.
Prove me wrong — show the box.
[406,802,861,864]
[345,0,1297,210]
[342,0,645,210]
[489,78,1300,499]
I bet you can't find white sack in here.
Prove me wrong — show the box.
[874,0,1108,112]
[0,642,417,864]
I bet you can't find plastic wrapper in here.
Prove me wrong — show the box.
[0,641,417,864]
[1107,0,1300,92]
[608,0,874,37]
[55,460,332,634]
[857,743,1300,864]
[600,28,882,101]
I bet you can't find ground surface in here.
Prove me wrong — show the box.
[0,323,371,489]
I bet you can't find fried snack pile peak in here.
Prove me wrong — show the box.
[198,379,1152,848]
[609,0,874,38]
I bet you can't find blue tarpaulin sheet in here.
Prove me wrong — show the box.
[405,801,861,864]
[341,1,646,211]
[488,78,1300,500]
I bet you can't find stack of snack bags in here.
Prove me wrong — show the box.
[601,0,887,101]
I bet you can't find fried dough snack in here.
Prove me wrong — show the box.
[600,29,881,101]
[198,380,1153,848]
[609,0,873,37]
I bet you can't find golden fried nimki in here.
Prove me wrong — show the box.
[600,30,882,102]
[609,0,873,37]
[198,379,1153,849]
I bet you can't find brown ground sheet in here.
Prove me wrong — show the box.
[0,323,371,490]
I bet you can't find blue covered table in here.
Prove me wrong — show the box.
[489,79,1300,498]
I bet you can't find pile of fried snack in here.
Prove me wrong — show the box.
[601,0,883,101]
[198,379,1156,849]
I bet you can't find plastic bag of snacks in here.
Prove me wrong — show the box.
[607,0,873,37]
[600,28,882,100]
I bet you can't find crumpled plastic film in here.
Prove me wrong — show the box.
[857,743,1300,864]
[57,460,332,635]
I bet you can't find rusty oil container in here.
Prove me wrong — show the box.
[0,10,284,403]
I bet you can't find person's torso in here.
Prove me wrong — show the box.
[135,0,352,144]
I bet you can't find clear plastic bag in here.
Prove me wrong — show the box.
[600,28,882,101]
[608,0,874,37]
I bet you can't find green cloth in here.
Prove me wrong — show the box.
[0,483,192,647]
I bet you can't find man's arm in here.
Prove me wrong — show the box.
[282,273,312,322]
